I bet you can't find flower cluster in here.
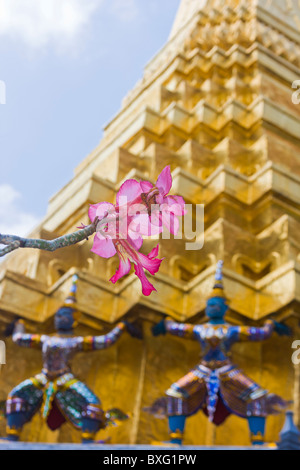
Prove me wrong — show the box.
[89,166,185,296]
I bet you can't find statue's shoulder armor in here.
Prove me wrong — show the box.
[198,323,231,340]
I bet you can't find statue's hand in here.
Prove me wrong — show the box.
[124,321,143,340]
[3,316,22,337]
[274,321,292,337]
[152,319,166,337]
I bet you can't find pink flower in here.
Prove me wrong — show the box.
[88,166,185,295]
[88,204,163,296]
[137,166,186,236]
[110,166,186,237]
[89,166,185,239]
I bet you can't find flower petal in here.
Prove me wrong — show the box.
[134,264,157,296]
[117,179,142,206]
[129,213,162,237]
[128,231,143,250]
[156,166,172,195]
[110,252,132,284]
[164,196,186,215]
[95,202,116,219]
[91,233,116,258]
[149,211,163,229]
[88,204,99,222]
[136,251,163,275]
[140,180,153,192]
[148,244,159,260]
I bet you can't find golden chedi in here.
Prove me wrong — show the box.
[0,0,300,445]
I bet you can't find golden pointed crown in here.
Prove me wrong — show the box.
[208,260,226,300]
[63,274,78,309]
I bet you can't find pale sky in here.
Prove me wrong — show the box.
[0,0,181,236]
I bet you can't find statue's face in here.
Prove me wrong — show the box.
[54,307,74,332]
[205,297,228,320]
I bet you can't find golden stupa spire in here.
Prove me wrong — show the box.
[169,0,300,41]
[169,0,207,39]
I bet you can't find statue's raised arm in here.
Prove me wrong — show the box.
[152,317,197,340]
[227,319,291,345]
[76,320,142,352]
[8,319,45,349]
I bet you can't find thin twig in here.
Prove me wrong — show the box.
[0,217,99,257]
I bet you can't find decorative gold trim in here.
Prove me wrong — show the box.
[166,388,184,399]
[251,431,265,443]
[170,429,184,440]
[6,425,21,437]
[81,431,96,441]
[208,287,226,300]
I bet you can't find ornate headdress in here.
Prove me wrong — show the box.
[63,274,78,309]
[55,274,81,326]
[208,260,226,300]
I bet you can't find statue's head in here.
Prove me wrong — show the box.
[206,297,228,320]
[206,261,228,322]
[54,306,76,332]
[54,275,79,333]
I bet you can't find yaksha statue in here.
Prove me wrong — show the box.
[5,275,139,443]
[151,261,291,445]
